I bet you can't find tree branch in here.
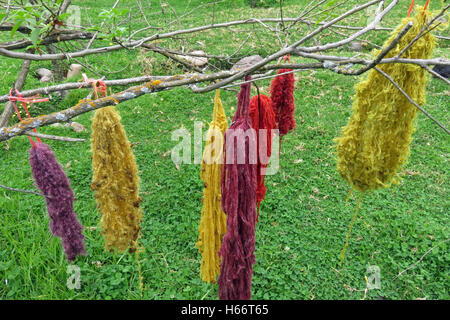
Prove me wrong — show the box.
[191,0,398,93]
[24,131,85,142]
[0,183,46,197]
[0,31,96,50]
[0,17,320,61]
[374,67,450,135]
[393,239,450,281]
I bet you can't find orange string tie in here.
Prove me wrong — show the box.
[423,0,430,12]
[408,0,430,17]
[81,73,107,99]
[282,54,291,63]
[407,0,415,17]
[8,89,49,148]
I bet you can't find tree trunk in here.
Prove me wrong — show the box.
[46,44,67,82]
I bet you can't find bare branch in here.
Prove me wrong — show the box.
[0,62,326,142]
[142,44,203,73]
[374,67,450,135]
[423,65,450,85]
[0,17,317,61]
[396,4,449,59]
[334,21,414,75]
[292,51,450,67]
[393,239,450,281]
[0,183,46,197]
[24,131,86,142]
[191,0,394,93]
[0,55,447,105]
[0,31,96,50]
[296,0,398,53]
[0,74,190,103]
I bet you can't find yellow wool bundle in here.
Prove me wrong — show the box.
[335,7,435,193]
[196,90,228,283]
[91,106,143,252]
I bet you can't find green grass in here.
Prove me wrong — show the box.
[0,0,449,300]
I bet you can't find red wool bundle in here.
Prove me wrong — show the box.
[218,76,257,300]
[270,69,296,137]
[248,94,276,220]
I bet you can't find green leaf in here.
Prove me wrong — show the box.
[30,27,40,46]
[10,18,25,37]
[325,0,337,7]
[361,16,368,26]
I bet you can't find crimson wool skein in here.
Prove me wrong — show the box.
[270,69,296,137]
[29,143,86,261]
[248,94,276,220]
[218,76,257,300]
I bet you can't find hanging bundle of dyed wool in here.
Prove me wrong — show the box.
[218,76,257,300]
[270,68,296,137]
[91,106,143,252]
[335,7,435,193]
[335,7,435,264]
[30,143,86,261]
[196,90,228,283]
[248,94,276,218]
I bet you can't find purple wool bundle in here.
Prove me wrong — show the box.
[29,143,86,261]
[218,76,257,300]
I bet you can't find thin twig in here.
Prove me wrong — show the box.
[0,183,46,197]
[334,21,414,75]
[396,5,450,59]
[192,0,388,93]
[85,0,120,50]
[24,131,86,142]
[393,239,450,281]
[422,65,450,85]
[374,67,450,135]
[219,69,304,89]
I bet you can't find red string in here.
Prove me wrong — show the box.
[81,74,107,99]
[408,0,431,17]
[407,0,415,17]
[8,89,49,148]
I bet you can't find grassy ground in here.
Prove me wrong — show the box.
[0,0,448,300]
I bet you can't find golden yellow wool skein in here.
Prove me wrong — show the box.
[335,7,435,194]
[335,7,435,264]
[91,106,143,252]
[196,90,228,283]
